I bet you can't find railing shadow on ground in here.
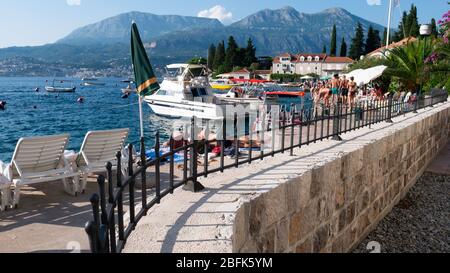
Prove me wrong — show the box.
[85,94,449,253]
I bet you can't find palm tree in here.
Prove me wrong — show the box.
[384,39,434,92]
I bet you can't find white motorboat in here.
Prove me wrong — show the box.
[143,64,226,120]
[82,82,106,86]
[45,79,76,93]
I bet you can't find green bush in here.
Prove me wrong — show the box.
[270,73,303,83]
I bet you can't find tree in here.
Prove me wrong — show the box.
[188,57,207,65]
[322,45,327,54]
[393,4,420,41]
[408,4,420,37]
[430,18,439,38]
[243,38,257,67]
[330,24,337,56]
[340,38,347,57]
[349,22,365,60]
[365,26,381,54]
[224,36,239,72]
[384,39,434,92]
[213,41,225,71]
[382,28,388,47]
[207,44,216,70]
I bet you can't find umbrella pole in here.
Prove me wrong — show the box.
[138,95,144,138]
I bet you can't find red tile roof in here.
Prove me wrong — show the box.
[324,56,354,63]
[367,37,418,56]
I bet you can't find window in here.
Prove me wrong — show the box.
[300,56,305,62]
[307,56,312,62]
[315,56,320,62]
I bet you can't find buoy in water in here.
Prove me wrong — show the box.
[0,100,6,110]
[77,97,85,103]
[35,87,40,92]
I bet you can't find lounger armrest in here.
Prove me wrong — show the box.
[12,160,23,178]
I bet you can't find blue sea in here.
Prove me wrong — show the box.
[0,77,175,162]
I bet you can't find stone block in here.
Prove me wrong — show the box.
[249,197,265,237]
[310,167,325,199]
[288,202,317,246]
[313,224,330,252]
[345,201,356,226]
[263,183,287,228]
[295,236,312,253]
[256,228,275,253]
[275,217,289,253]
[233,202,250,252]
[286,171,312,213]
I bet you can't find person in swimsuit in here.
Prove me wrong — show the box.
[331,74,340,104]
[340,75,349,104]
[348,77,357,107]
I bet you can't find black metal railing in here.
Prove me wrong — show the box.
[85,93,448,253]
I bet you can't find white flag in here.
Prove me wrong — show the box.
[393,0,400,7]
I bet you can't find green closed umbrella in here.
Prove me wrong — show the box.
[130,21,160,138]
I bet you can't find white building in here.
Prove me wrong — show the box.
[272,53,354,77]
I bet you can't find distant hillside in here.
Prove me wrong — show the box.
[57,11,224,45]
[0,7,388,76]
[147,7,386,56]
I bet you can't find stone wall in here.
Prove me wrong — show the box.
[232,105,450,253]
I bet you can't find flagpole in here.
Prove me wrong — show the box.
[386,0,393,49]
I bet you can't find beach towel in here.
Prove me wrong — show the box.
[144,147,185,163]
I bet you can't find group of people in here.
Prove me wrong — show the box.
[305,74,358,107]
[302,74,386,108]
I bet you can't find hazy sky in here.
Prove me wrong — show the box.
[0,0,447,48]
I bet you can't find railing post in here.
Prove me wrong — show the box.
[289,104,295,156]
[116,151,125,243]
[386,95,394,123]
[332,103,342,141]
[97,174,110,251]
[220,116,226,172]
[127,143,135,225]
[183,116,205,192]
[140,137,147,210]
[413,92,419,113]
[85,221,98,253]
[106,161,116,253]
[155,132,161,203]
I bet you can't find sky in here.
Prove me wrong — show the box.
[0,0,448,48]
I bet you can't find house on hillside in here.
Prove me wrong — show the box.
[272,53,354,77]
[366,37,418,59]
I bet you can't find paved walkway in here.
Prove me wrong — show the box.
[354,142,450,253]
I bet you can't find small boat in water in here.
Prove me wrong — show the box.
[121,81,137,94]
[82,82,106,86]
[45,79,76,93]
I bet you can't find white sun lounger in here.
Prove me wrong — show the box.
[5,134,80,208]
[76,129,129,192]
[0,162,11,211]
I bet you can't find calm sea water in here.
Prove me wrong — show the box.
[0,77,174,162]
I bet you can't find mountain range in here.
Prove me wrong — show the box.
[0,6,387,76]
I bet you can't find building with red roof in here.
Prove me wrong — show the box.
[272,53,354,77]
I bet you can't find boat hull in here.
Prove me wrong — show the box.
[45,86,76,92]
[144,97,223,120]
